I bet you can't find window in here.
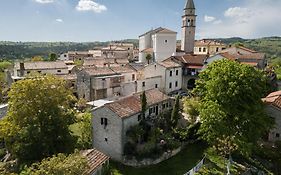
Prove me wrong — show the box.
[101,118,108,126]
[176,70,179,76]
[216,47,219,52]
[142,82,146,87]
[57,70,62,73]
[132,74,135,81]
[175,81,178,87]
[199,48,202,52]
[155,84,158,88]
[170,71,172,77]
[276,133,280,138]
[203,48,206,52]
[138,114,142,121]
[27,71,30,74]
[169,83,172,89]
[105,138,108,142]
[38,71,42,73]
[165,40,168,43]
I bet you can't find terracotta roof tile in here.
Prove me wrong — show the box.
[263,91,281,109]
[105,89,170,118]
[84,67,117,76]
[158,59,181,68]
[15,61,67,70]
[81,149,109,175]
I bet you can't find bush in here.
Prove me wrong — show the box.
[0,148,6,159]
[124,142,137,156]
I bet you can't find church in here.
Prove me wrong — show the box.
[138,0,197,63]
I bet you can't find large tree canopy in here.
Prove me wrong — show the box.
[194,59,273,154]
[20,152,88,175]
[0,75,77,163]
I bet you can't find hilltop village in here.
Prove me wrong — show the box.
[1,0,281,175]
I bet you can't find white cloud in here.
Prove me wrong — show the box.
[204,15,216,22]
[198,1,281,39]
[76,0,107,13]
[55,18,63,23]
[34,0,54,4]
[213,20,222,25]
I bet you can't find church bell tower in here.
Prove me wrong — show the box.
[181,0,196,54]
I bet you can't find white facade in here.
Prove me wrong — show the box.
[139,28,177,64]
[137,62,182,94]
[152,33,177,62]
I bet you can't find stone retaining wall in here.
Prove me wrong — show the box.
[122,147,182,167]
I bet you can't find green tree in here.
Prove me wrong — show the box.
[171,95,180,128]
[183,97,200,124]
[194,59,273,155]
[0,75,77,163]
[141,91,147,120]
[146,54,152,64]
[31,56,44,62]
[20,152,88,175]
[74,113,93,149]
[49,53,57,61]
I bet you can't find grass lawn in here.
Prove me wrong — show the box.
[110,142,207,175]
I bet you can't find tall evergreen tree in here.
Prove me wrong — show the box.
[171,95,180,128]
[141,91,147,120]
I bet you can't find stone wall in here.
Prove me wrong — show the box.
[122,147,182,167]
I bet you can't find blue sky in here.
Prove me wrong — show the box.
[0,0,280,42]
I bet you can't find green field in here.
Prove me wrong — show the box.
[110,142,207,175]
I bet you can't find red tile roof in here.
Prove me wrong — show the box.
[174,54,207,65]
[105,89,170,118]
[263,91,281,109]
[158,59,181,68]
[81,149,110,175]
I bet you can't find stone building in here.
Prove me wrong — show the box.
[92,89,172,161]
[181,0,196,53]
[77,66,137,101]
[204,46,267,70]
[263,91,281,142]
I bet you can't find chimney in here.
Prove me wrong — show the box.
[19,62,25,77]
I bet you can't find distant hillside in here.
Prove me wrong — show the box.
[0,37,280,60]
[210,36,281,59]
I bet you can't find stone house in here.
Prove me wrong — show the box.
[92,89,172,161]
[13,61,68,79]
[218,46,267,69]
[77,66,137,101]
[81,149,110,175]
[263,91,281,142]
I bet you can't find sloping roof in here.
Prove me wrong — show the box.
[185,0,195,9]
[128,63,145,71]
[263,91,281,109]
[110,66,135,74]
[15,61,67,70]
[139,27,177,37]
[105,89,170,118]
[158,59,181,68]
[57,74,77,80]
[195,40,226,47]
[174,54,207,65]
[81,149,110,175]
[84,67,117,76]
